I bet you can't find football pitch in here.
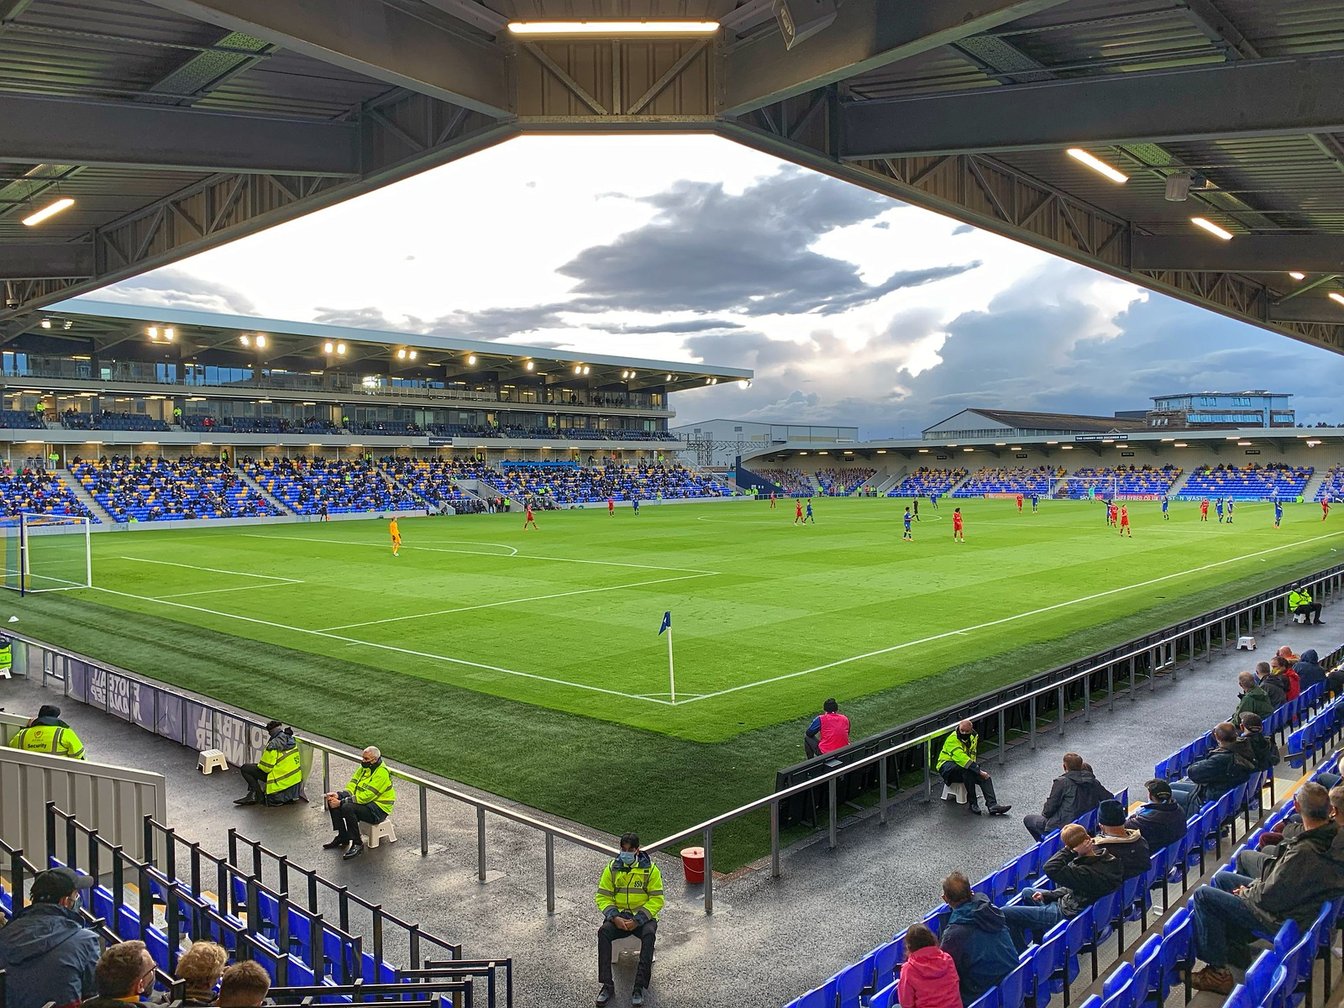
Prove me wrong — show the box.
[9,496,1339,852]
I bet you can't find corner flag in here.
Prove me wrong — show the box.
[658,610,672,635]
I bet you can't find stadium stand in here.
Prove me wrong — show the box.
[887,467,968,498]
[71,456,280,522]
[1054,466,1183,499]
[493,460,730,503]
[751,468,815,496]
[786,673,1342,1008]
[0,408,45,429]
[1182,463,1313,501]
[384,458,494,513]
[350,419,424,436]
[245,457,419,514]
[181,414,340,435]
[60,409,171,432]
[953,466,1063,497]
[428,423,505,438]
[1315,466,1344,502]
[815,468,877,496]
[0,466,97,521]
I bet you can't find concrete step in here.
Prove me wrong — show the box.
[57,468,115,524]
[237,469,296,515]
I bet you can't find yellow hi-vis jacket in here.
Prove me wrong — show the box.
[258,729,303,799]
[8,719,85,760]
[595,853,664,925]
[0,641,11,675]
[346,760,396,813]
[937,730,978,770]
[1289,588,1314,609]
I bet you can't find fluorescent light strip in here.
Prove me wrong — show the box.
[1289,271,1306,280]
[1329,292,1344,307]
[22,197,75,226]
[1065,148,1128,184]
[1190,216,1233,241]
[508,20,719,34]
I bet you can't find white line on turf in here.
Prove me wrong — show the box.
[90,586,674,706]
[157,582,305,600]
[675,527,1344,706]
[317,571,716,631]
[241,533,719,575]
[118,556,302,583]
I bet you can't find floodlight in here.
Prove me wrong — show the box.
[772,0,836,49]
[467,354,477,365]
[40,318,51,329]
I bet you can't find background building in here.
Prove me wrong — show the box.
[1148,392,1294,429]
[672,419,859,468]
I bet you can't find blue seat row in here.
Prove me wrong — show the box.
[1288,691,1344,769]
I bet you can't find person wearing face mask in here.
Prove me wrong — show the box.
[0,867,99,1008]
[936,720,1012,816]
[594,832,664,1007]
[322,745,396,860]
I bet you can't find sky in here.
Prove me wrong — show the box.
[95,134,1339,439]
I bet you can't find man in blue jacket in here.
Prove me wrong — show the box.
[939,871,1017,1001]
[1124,779,1188,850]
[0,867,99,1008]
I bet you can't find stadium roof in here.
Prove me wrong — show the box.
[925,408,1150,435]
[1151,391,1292,400]
[1,2,1343,355]
[18,298,752,390]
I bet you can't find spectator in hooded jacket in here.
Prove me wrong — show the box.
[1023,752,1113,841]
[1001,824,1123,951]
[897,923,962,1008]
[1170,722,1256,815]
[1233,671,1273,720]
[1295,649,1327,692]
[0,867,99,1008]
[1125,779,1187,850]
[1191,782,1344,994]
[1257,661,1287,708]
[939,872,1017,1003]
[1238,712,1280,772]
[1093,800,1151,879]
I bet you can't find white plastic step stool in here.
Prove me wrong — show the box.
[610,934,656,963]
[942,781,968,804]
[1238,636,1257,650]
[198,749,228,774]
[360,819,397,848]
[1294,613,1308,624]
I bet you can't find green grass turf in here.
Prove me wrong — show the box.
[7,497,1339,865]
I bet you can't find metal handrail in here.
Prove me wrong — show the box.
[10,565,1341,916]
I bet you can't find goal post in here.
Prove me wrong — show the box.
[0,513,92,595]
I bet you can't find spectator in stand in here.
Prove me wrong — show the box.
[1191,782,1344,994]
[7,703,85,759]
[1170,722,1255,815]
[0,867,99,1008]
[1257,661,1287,708]
[1125,779,1187,850]
[235,720,303,806]
[1000,824,1123,951]
[897,923,962,1008]
[936,720,1011,816]
[79,940,158,1008]
[1278,644,1300,664]
[171,941,227,1006]
[1092,800,1150,879]
[939,872,1017,1003]
[1296,648,1326,691]
[1024,752,1112,842]
[322,745,396,860]
[1288,583,1324,625]
[1270,654,1300,702]
[215,961,272,1008]
[1233,670,1273,719]
[1238,713,1279,772]
[804,698,850,758]
[1239,784,1344,878]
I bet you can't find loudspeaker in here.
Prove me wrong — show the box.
[773,0,837,50]
[1164,172,1191,202]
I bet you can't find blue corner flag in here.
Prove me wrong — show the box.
[658,610,672,635]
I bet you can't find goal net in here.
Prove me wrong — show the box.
[0,513,92,595]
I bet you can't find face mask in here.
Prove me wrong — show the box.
[618,851,637,868]
[362,760,376,768]
[957,732,971,742]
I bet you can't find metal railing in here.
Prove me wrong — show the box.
[7,566,1341,916]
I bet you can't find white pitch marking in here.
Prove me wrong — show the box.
[118,556,301,583]
[318,572,716,632]
[156,582,305,600]
[90,587,673,706]
[677,527,1344,706]
[241,532,718,575]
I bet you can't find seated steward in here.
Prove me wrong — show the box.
[936,720,1010,816]
[322,745,396,860]
[7,704,85,760]
[236,720,303,807]
[1288,583,1324,625]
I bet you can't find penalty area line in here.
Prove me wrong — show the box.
[89,586,674,706]
[677,527,1344,706]
[118,556,302,583]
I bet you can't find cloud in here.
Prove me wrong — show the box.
[951,224,975,236]
[91,269,258,316]
[606,319,746,335]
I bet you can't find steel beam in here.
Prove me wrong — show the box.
[1131,234,1344,274]
[0,93,358,175]
[145,0,512,119]
[841,54,1344,158]
[1269,297,1344,325]
[721,0,1070,116]
[0,244,94,279]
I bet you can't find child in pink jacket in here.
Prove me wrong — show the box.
[897,923,963,1008]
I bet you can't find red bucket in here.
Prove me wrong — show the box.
[681,846,705,884]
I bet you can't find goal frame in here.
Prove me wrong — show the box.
[2,512,93,596]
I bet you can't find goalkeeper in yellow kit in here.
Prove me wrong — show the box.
[389,517,401,556]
